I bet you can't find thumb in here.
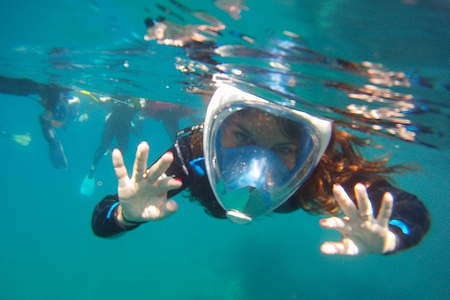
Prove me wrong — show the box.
[141,200,178,220]
[321,239,359,256]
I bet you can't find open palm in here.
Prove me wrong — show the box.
[112,142,182,222]
[320,183,397,255]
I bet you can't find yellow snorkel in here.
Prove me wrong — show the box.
[78,89,132,106]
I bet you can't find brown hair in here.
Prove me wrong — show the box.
[186,126,409,218]
[294,127,409,214]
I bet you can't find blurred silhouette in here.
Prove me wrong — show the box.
[0,76,79,169]
[80,95,198,197]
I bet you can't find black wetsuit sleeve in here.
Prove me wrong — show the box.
[91,143,191,238]
[365,181,430,254]
[0,76,43,96]
[91,194,139,237]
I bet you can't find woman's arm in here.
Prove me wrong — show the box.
[320,181,430,255]
[365,181,430,253]
[0,76,43,96]
[91,194,139,237]
[91,143,190,238]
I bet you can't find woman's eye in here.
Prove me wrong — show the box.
[273,146,296,156]
[234,131,250,143]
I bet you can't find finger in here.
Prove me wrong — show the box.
[355,183,373,221]
[320,217,346,232]
[333,184,359,220]
[162,200,178,216]
[377,192,394,227]
[146,152,174,182]
[132,142,149,182]
[112,148,129,189]
[151,200,179,220]
[141,200,178,220]
[320,242,345,255]
[158,177,183,191]
[321,239,359,256]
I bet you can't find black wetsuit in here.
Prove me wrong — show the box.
[92,127,430,254]
[0,76,70,169]
[91,102,138,172]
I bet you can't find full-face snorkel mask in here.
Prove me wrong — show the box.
[203,85,332,224]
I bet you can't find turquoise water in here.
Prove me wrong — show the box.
[1,0,449,299]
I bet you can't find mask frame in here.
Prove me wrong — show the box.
[203,84,332,223]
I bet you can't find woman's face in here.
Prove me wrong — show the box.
[220,109,299,169]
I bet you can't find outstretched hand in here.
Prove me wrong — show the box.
[320,183,397,255]
[112,141,182,224]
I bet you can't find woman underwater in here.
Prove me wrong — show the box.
[92,84,430,256]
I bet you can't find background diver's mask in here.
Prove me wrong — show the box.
[203,85,332,224]
[52,91,80,126]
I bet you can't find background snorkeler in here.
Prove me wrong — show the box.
[0,75,79,169]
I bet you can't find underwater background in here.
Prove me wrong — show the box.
[0,0,449,299]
